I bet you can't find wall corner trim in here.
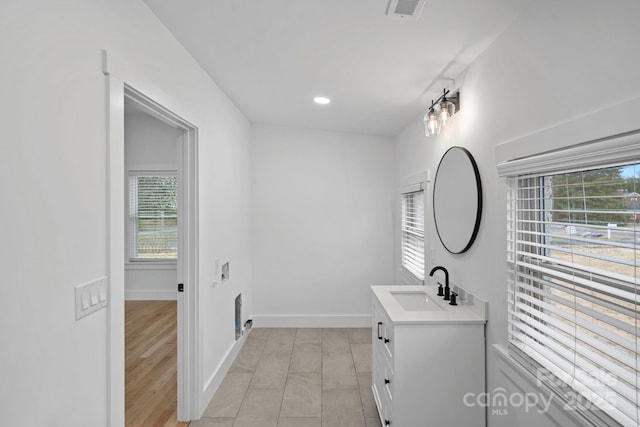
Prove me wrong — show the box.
[200,332,248,417]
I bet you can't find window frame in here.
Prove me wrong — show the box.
[126,169,178,263]
[495,99,640,427]
[506,163,640,427]
[400,183,426,283]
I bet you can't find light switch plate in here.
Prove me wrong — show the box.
[75,276,108,321]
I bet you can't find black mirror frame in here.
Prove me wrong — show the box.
[432,146,483,254]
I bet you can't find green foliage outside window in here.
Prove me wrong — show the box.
[550,166,632,226]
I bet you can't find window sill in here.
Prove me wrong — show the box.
[125,261,177,270]
[493,344,621,427]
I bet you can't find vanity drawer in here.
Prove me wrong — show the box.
[382,355,394,401]
[382,324,394,359]
[373,301,394,359]
[380,385,393,426]
[373,348,394,399]
[373,371,393,427]
[372,365,383,406]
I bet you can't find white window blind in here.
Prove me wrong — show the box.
[128,172,178,260]
[401,187,425,282]
[507,164,640,426]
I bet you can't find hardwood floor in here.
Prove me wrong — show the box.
[125,300,188,427]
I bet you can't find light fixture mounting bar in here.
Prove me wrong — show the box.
[429,88,460,112]
[423,88,461,137]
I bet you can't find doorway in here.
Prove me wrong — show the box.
[123,98,184,425]
[106,75,199,425]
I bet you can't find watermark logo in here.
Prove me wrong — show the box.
[536,368,617,412]
[464,387,553,416]
[536,367,617,390]
[463,368,618,416]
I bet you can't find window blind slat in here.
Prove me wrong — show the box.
[509,301,638,379]
[128,173,178,260]
[509,328,639,422]
[517,258,638,303]
[401,189,425,282]
[509,329,639,425]
[512,278,637,336]
[511,289,637,359]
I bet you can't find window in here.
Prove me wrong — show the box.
[401,187,425,282]
[507,164,639,426]
[128,172,178,260]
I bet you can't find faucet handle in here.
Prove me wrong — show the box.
[449,292,458,306]
[437,283,444,296]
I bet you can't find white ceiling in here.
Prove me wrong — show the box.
[143,0,525,136]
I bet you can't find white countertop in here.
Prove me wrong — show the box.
[371,285,487,325]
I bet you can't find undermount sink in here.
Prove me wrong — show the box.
[390,291,443,311]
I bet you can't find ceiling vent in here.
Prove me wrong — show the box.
[385,0,427,19]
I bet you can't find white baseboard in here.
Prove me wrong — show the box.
[124,290,177,300]
[252,314,372,328]
[199,332,248,418]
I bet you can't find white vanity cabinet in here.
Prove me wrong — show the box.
[371,286,487,427]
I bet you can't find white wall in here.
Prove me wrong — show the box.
[0,1,252,425]
[252,124,395,326]
[125,111,179,171]
[124,111,180,300]
[394,1,640,426]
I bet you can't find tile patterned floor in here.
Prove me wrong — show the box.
[189,328,382,427]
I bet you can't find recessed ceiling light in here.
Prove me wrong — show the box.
[313,96,331,105]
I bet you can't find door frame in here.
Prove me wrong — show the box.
[104,52,200,425]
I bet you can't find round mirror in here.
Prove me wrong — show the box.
[433,146,482,254]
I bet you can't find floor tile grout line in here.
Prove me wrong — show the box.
[233,327,270,422]
[276,328,297,424]
[349,332,369,424]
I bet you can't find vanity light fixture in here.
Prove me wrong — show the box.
[424,88,460,137]
[424,104,440,137]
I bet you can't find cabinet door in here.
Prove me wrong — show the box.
[372,299,395,425]
[372,366,393,427]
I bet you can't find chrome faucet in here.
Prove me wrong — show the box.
[429,266,450,300]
